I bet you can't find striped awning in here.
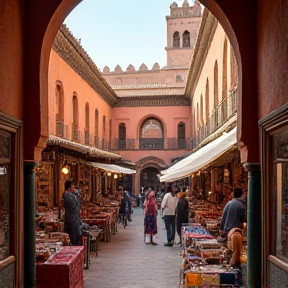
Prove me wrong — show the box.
[86,162,136,174]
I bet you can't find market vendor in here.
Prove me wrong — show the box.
[219,187,246,270]
[61,179,83,246]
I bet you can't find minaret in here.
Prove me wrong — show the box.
[165,1,202,68]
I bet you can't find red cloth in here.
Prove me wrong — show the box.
[36,246,84,288]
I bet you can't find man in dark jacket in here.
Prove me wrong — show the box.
[62,179,83,246]
[176,190,189,245]
[220,187,246,269]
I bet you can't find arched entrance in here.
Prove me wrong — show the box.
[136,156,167,194]
[140,167,160,191]
[21,0,261,287]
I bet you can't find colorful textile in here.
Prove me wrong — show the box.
[186,273,201,286]
[201,273,220,286]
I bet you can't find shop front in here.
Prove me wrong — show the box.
[160,127,248,285]
[35,135,122,211]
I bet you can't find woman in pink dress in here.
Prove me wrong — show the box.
[144,190,158,245]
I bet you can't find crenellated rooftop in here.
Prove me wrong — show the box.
[169,0,201,18]
[102,62,161,74]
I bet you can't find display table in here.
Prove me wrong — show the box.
[36,246,84,288]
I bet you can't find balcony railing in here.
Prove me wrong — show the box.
[191,89,237,149]
[94,136,99,147]
[139,138,164,150]
[72,124,79,142]
[56,121,64,138]
[111,137,191,150]
[84,131,90,145]
[118,139,126,149]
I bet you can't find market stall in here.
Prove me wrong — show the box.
[36,246,84,288]
[179,223,246,287]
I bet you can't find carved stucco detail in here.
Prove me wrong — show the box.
[52,25,118,106]
[113,96,190,107]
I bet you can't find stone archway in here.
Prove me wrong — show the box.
[135,156,167,194]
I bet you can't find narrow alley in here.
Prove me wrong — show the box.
[84,207,183,288]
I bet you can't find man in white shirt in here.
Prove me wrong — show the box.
[161,186,178,246]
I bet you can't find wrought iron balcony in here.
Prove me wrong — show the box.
[72,124,79,142]
[191,89,237,148]
[84,131,90,145]
[139,138,164,150]
[56,121,64,138]
[94,136,99,147]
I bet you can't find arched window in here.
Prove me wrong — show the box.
[94,109,99,146]
[214,61,219,108]
[205,78,209,121]
[118,123,126,149]
[72,93,79,141]
[197,103,200,129]
[173,31,180,48]
[85,103,89,132]
[178,122,186,149]
[84,102,89,144]
[182,30,190,47]
[230,44,238,89]
[139,118,164,149]
[222,38,228,101]
[55,81,64,137]
[193,107,196,136]
[55,81,64,122]
[200,95,204,126]
[102,115,106,149]
[109,119,112,149]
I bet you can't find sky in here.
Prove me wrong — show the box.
[64,0,195,72]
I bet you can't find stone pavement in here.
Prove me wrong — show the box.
[84,207,183,288]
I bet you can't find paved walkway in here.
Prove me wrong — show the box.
[84,207,183,288]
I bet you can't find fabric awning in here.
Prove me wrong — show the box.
[87,162,136,174]
[47,135,122,161]
[159,127,237,182]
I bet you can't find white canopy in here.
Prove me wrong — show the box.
[87,162,136,174]
[159,127,237,182]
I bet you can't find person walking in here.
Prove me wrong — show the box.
[144,190,158,245]
[219,187,246,270]
[161,186,178,247]
[61,179,83,246]
[124,190,133,222]
[176,190,189,245]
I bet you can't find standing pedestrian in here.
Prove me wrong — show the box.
[144,190,158,245]
[61,179,83,246]
[219,187,246,270]
[161,186,178,246]
[176,190,189,245]
[124,189,133,222]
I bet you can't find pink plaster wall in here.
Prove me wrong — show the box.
[0,0,24,119]
[48,50,113,143]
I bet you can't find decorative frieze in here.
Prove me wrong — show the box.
[113,96,190,107]
[53,25,118,106]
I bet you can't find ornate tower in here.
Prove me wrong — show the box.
[165,0,202,67]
